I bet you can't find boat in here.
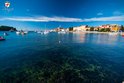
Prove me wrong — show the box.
[43,30,49,35]
[58,29,66,34]
[9,29,14,32]
[58,31,66,34]
[109,32,118,35]
[21,32,26,35]
[16,31,21,35]
[4,33,9,36]
[24,31,28,34]
[43,24,49,35]
[121,32,124,37]
[16,30,27,35]
[40,31,44,35]
[0,36,5,41]
[37,31,41,34]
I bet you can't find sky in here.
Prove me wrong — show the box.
[0,0,124,30]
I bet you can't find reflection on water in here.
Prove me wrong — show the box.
[61,32,121,45]
[0,31,124,83]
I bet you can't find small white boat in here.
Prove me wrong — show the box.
[9,29,14,32]
[58,31,66,34]
[43,31,49,34]
[21,32,26,35]
[40,32,44,35]
[109,32,118,35]
[4,33,9,36]
[24,31,28,34]
[16,31,21,35]
[37,31,41,34]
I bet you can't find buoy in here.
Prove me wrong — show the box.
[59,41,61,43]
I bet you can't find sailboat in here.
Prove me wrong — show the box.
[43,25,49,35]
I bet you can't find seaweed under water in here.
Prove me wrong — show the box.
[0,44,124,83]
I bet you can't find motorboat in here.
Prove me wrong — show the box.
[16,31,21,35]
[58,30,66,34]
[4,33,9,36]
[0,36,5,41]
[24,31,28,34]
[43,31,49,34]
[121,32,124,37]
[37,31,41,34]
[9,29,14,32]
[40,32,44,35]
[21,32,26,35]
[58,31,66,34]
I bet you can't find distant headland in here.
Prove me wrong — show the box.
[0,25,17,31]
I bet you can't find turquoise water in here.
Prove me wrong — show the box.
[0,31,124,83]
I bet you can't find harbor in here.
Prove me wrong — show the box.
[0,0,124,82]
[0,30,124,82]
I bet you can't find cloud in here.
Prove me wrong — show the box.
[82,15,124,22]
[0,16,83,22]
[0,15,124,22]
[113,11,124,15]
[97,13,103,16]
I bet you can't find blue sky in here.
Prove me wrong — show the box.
[0,0,124,30]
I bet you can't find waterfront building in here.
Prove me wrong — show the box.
[73,25,90,31]
[98,24,120,32]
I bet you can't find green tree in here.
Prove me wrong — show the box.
[99,28,105,32]
[120,25,124,32]
[69,27,73,31]
[90,27,94,31]
[106,28,110,32]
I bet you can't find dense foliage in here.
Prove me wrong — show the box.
[120,25,124,32]
[69,27,73,31]
[99,28,111,32]
[0,26,16,31]
[90,27,94,31]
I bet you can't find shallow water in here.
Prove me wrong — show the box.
[0,31,124,83]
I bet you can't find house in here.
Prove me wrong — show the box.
[55,27,66,32]
[73,25,90,31]
[110,24,120,32]
[98,24,120,32]
[94,27,99,31]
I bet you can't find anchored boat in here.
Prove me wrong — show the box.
[0,36,5,41]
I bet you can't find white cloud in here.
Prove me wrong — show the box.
[113,11,124,15]
[0,15,124,22]
[82,15,124,22]
[97,13,103,16]
[0,16,83,22]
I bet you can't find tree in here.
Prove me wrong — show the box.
[90,27,94,31]
[99,28,105,32]
[106,28,110,32]
[69,27,73,31]
[120,25,124,32]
